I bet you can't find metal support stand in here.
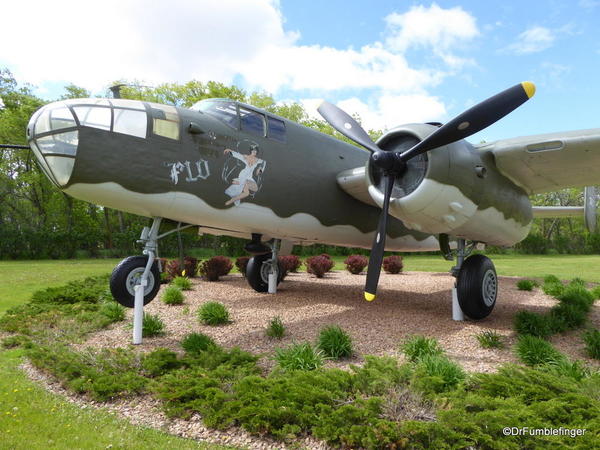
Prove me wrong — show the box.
[133,217,162,344]
[450,238,466,322]
[268,239,280,294]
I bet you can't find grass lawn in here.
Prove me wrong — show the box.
[0,349,230,450]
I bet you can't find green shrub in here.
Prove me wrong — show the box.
[549,302,587,330]
[412,355,466,393]
[543,274,560,284]
[99,301,125,322]
[162,285,184,305]
[171,276,192,290]
[475,330,504,349]
[31,276,109,304]
[557,285,594,312]
[181,332,217,354]
[401,335,444,362]
[142,348,181,377]
[198,302,230,325]
[514,310,552,338]
[27,344,146,401]
[1,335,32,349]
[541,358,590,381]
[583,329,600,359]
[318,325,353,358]
[516,279,536,291]
[569,277,586,287]
[274,342,325,371]
[266,317,285,339]
[143,313,165,337]
[515,335,564,366]
[351,356,413,395]
[543,281,565,297]
[591,285,600,299]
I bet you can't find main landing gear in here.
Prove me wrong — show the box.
[244,234,284,293]
[448,238,498,320]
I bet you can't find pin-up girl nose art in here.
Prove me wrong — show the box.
[222,140,266,206]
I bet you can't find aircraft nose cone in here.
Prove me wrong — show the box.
[27,101,78,187]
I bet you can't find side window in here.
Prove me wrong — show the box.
[239,107,265,136]
[197,101,239,129]
[151,104,180,140]
[113,109,147,138]
[267,117,286,142]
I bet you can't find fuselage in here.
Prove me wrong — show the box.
[26,98,439,251]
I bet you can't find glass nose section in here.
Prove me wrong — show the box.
[27,102,79,187]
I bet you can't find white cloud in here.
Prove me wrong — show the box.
[506,26,555,54]
[384,3,479,67]
[1,0,478,129]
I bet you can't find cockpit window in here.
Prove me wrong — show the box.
[34,107,76,135]
[150,103,180,140]
[73,106,111,131]
[113,109,147,138]
[239,107,265,136]
[194,100,239,129]
[267,117,286,142]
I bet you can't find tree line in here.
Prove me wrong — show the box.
[0,68,597,259]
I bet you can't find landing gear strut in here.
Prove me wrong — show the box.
[109,217,194,344]
[246,238,284,293]
[450,239,497,320]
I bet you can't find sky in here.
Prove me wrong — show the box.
[1,0,600,142]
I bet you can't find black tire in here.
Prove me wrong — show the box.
[110,256,161,308]
[246,253,283,292]
[456,254,497,320]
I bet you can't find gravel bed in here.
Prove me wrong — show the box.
[83,271,600,372]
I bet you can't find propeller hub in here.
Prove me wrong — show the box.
[371,150,406,176]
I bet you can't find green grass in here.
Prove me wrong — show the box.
[0,349,229,450]
[0,259,120,314]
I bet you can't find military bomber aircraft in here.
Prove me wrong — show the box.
[3,81,600,320]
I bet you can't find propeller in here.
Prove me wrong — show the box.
[318,81,536,301]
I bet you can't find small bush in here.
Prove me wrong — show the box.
[591,285,600,299]
[99,301,125,322]
[543,274,560,284]
[143,313,165,337]
[401,335,444,362]
[31,276,108,304]
[198,301,230,325]
[318,325,353,358]
[515,335,564,366]
[235,256,250,277]
[557,285,594,312]
[305,255,334,278]
[182,332,218,354]
[542,358,590,381]
[162,285,185,305]
[412,355,465,393]
[344,254,368,275]
[279,255,301,272]
[1,335,32,349]
[543,280,565,298]
[165,259,184,280]
[516,279,537,291]
[199,256,233,281]
[142,348,181,377]
[274,342,325,371]
[475,330,504,349]
[570,277,586,287]
[171,276,192,290]
[583,329,600,359]
[514,310,552,338]
[549,303,587,330]
[382,255,403,274]
[183,256,199,278]
[266,317,285,339]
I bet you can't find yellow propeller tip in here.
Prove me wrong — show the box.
[364,292,376,302]
[521,81,536,99]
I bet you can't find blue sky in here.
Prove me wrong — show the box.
[2,0,599,142]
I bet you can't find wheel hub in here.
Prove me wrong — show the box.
[259,260,277,284]
[125,268,155,297]
[481,269,497,307]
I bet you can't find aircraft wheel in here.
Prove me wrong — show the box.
[456,254,497,320]
[246,253,283,292]
[110,256,161,308]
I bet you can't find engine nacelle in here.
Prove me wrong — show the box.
[365,124,533,247]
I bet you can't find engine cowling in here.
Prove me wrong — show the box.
[364,124,533,247]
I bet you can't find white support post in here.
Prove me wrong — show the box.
[268,239,280,294]
[452,284,464,321]
[132,217,161,345]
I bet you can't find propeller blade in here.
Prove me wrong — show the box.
[0,144,30,150]
[317,101,380,153]
[400,81,536,161]
[364,174,395,301]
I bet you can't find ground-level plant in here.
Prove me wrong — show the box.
[198,301,230,325]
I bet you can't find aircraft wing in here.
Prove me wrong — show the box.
[478,128,600,194]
